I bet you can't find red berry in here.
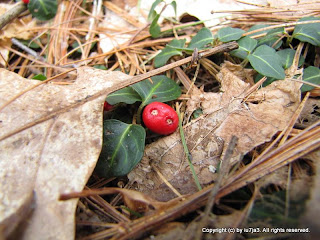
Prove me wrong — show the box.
[104,101,113,111]
[22,0,29,4]
[142,102,179,135]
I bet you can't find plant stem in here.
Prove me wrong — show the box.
[177,105,202,191]
[136,103,145,124]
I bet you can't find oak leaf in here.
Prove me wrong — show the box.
[0,67,130,239]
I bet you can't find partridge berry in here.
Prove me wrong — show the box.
[104,101,113,111]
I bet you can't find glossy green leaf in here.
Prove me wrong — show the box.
[154,39,185,68]
[106,87,141,105]
[28,0,58,21]
[230,36,257,59]
[148,0,163,21]
[149,13,161,38]
[301,66,320,92]
[247,24,270,37]
[188,27,213,49]
[276,49,304,69]
[258,27,284,49]
[293,17,320,46]
[32,74,47,81]
[248,45,285,79]
[95,120,146,178]
[132,75,181,107]
[217,27,245,42]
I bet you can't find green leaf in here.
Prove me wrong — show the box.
[154,39,185,68]
[107,87,142,105]
[95,120,146,178]
[248,45,285,79]
[170,1,177,17]
[94,65,107,70]
[230,36,257,59]
[19,39,41,49]
[293,17,320,46]
[188,27,213,49]
[148,0,163,21]
[276,49,304,69]
[28,0,58,21]
[301,66,320,92]
[258,27,284,49]
[32,74,47,81]
[149,13,161,38]
[254,73,277,87]
[217,27,245,42]
[132,75,181,107]
[247,24,270,37]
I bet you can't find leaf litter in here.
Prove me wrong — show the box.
[128,61,301,201]
[0,0,319,240]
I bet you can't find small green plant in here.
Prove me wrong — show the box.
[154,27,213,67]
[148,0,177,38]
[153,16,320,92]
[225,17,320,91]
[96,4,320,179]
[95,75,181,178]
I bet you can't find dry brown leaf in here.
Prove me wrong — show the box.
[128,62,301,201]
[0,4,36,41]
[0,3,36,66]
[298,98,320,128]
[0,67,131,239]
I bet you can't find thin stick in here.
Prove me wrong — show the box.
[0,2,27,30]
[11,38,47,63]
[152,163,182,198]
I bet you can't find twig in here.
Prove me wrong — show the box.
[11,38,47,63]
[0,2,27,30]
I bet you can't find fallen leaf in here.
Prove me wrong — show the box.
[298,98,320,128]
[0,67,131,239]
[0,3,36,66]
[0,4,35,40]
[128,62,301,201]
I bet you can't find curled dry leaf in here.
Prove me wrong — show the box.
[128,62,301,201]
[0,67,131,239]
